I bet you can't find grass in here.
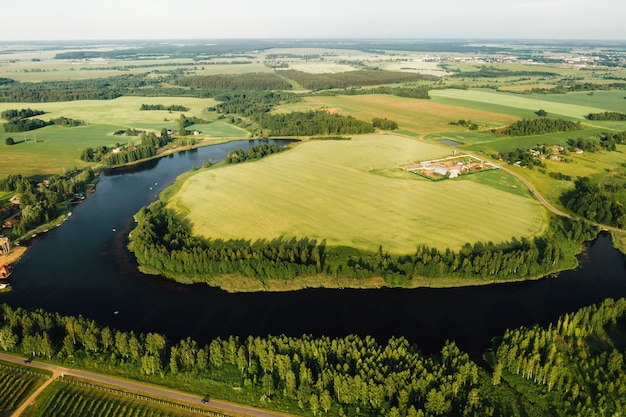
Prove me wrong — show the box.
[0,97,247,177]
[276,94,520,136]
[168,134,548,254]
[429,88,612,123]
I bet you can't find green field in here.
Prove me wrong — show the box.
[0,362,49,414]
[277,94,519,136]
[168,134,548,253]
[0,97,248,177]
[429,88,617,123]
[23,379,206,417]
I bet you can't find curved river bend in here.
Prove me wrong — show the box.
[4,140,626,359]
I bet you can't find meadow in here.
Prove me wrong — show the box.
[168,134,548,254]
[0,97,248,177]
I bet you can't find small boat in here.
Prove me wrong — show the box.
[112,228,116,232]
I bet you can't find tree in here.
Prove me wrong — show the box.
[536,109,548,117]
[0,327,18,350]
[5,137,14,145]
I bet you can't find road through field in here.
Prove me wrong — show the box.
[0,353,294,417]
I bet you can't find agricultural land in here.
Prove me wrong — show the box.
[0,39,626,417]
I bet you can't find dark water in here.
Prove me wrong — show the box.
[4,140,626,359]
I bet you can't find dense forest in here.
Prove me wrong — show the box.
[128,201,596,287]
[177,73,292,90]
[256,111,375,136]
[212,91,298,117]
[491,298,626,417]
[495,119,582,136]
[562,176,626,228]
[2,297,626,416]
[451,67,558,79]
[277,70,427,90]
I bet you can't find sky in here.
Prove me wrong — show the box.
[2,0,625,41]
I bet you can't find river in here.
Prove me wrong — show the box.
[3,140,626,359]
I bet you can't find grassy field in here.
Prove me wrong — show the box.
[0,97,248,177]
[168,134,548,253]
[0,362,50,415]
[22,379,207,417]
[276,94,519,136]
[429,89,614,123]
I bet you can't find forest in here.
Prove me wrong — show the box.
[177,73,292,90]
[491,298,626,417]
[562,176,626,228]
[2,297,626,417]
[224,143,286,164]
[255,111,375,136]
[495,119,582,136]
[128,201,597,287]
[276,69,427,90]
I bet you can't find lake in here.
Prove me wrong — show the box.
[4,139,626,359]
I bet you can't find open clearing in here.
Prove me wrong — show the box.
[168,134,548,253]
[276,94,519,136]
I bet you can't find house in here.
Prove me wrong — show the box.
[0,265,11,279]
[0,237,9,254]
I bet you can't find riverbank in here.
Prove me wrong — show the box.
[142,253,580,293]
[0,245,27,267]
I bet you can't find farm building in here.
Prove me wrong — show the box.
[0,264,10,278]
[0,237,9,254]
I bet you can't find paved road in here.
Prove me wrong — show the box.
[0,353,295,417]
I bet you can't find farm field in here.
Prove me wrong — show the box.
[0,97,247,177]
[459,128,609,153]
[168,134,548,253]
[429,89,611,122]
[23,379,206,417]
[276,94,519,136]
[0,362,50,415]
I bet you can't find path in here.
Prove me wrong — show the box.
[0,353,294,417]
[10,370,61,417]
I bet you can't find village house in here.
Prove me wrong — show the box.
[0,264,11,278]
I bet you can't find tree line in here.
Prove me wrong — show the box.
[128,201,597,287]
[256,111,375,136]
[3,295,626,416]
[495,118,582,136]
[1,108,45,120]
[277,69,427,90]
[177,73,292,90]
[80,131,170,165]
[225,143,286,164]
[140,104,189,111]
[585,111,626,121]
[0,303,527,417]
